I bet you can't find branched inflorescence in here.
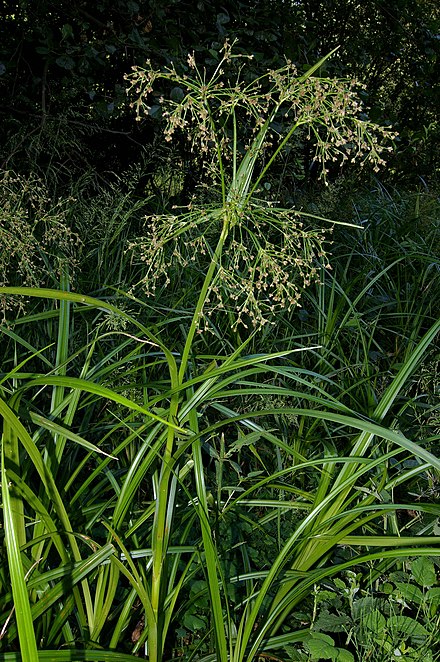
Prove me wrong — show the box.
[0,171,81,317]
[125,43,397,330]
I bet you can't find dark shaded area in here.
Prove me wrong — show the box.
[1,0,438,188]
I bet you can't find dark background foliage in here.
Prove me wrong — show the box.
[1,0,439,187]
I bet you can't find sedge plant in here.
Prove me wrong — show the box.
[0,44,438,662]
[1,285,438,662]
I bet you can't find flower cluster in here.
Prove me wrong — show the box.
[0,171,81,316]
[128,203,329,330]
[125,44,397,331]
[205,207,329,330]
[125,44,397,185]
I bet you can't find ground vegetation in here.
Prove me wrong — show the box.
[0,2,439,660]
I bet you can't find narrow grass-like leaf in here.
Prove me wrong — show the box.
[0,652,141,661]
[16,376,188,434]
[0,287,174,359]
[29,412,117,458]
[49,265,71,468]
[28,544,115,622]
[1,452,39,662]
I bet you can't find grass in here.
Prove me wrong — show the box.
[0,46,439,662]
[0,274,438,660]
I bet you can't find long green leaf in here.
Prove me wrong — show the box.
[0,652,140,661]
[49,265,71,467]
[29,412,117,458]
[29,544,115,622]
[1,452,39,662]
[17,376,188,435]
[0,397,91,629]
[0,287,179,388]
[245,547,440,661]
[207,406,440,470]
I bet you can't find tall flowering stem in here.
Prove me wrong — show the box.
[124,43,398,662]
[126,44,397,334]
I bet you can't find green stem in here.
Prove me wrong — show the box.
[245,118,303,205]
[209,104,227,205]
[178,213,230,382]
[232,110,237,188]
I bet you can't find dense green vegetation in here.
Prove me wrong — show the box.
[0,1,439,661]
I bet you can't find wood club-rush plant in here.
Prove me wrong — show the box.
[1,44,438,662]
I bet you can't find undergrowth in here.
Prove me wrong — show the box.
[0,44,438,662]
